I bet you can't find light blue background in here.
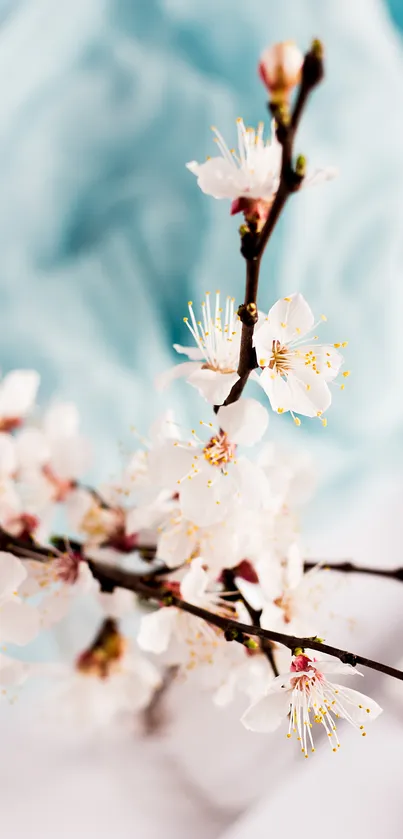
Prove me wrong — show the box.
[0,0,402,490]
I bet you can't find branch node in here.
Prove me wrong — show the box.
[340,653,358,667]
[238,302,258,326]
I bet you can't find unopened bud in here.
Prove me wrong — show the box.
[259,41,304,103]
[295,155,307,177]
[244,637,259,650]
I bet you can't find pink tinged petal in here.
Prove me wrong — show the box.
[0,433,17,478]
[304,166,338,188]
[266,293,315,344]
[241,689,290,732]
[0,552,26,596]
[333,685,383,723]
[0,599,40,644]
[287,369,332,417]
[180,557,208,603]
[0,370,39,419]
[137,607,177,654]
[258,369,293,414]
[187,368,239,406]
[44,403,80,437]
[155,361,202,392]
[173,344,204,362]
[217,398,269,445]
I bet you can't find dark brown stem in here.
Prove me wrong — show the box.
[304,560,403,583]
[222,569,279,677]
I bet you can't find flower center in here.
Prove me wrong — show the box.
[76,619,125,679]
[203,432,236,467]
[269,340,293,375]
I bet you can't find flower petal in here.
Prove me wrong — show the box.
[287,368,332,417]
[241,689,290,732]
[217,398,269,445]
[44,403,80,437]
[334,685,383,723]
[0,598,40,644]
[186,157,241,199]
[180,557,208,603]
[301,345,343,381]
[179,470,232,526]
[137,607,177,654]
[304,166,338,188]
[173,344,204,361]
[234,457,271,509]
[0,433,17,478]
[266,293,314,344]
[0,552,26,596]
[0,370,39,419]
[156,361,202,392]
[149,441,196,489]
[187,368,239,406]
[258,369,293,414]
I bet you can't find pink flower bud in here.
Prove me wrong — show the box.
[258,41,303,101]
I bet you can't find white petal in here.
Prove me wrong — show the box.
[186,157,240,199]
[157,521,196,568]
[287,369,332,417]
[312,660,363,677]
[301,345,343,381]
[15,428,50,471]
[180,557,208,603]
[0,551,26,596]
[304,166,338,188]
[44,403,80,437]
[149,441,196,489]
[98,588,134,618]
[0,370,39,419]
[173,344,204,361]
[0,433,16,478]
[156,361,202,392]
[137,607,177,654]
[258,369,293,414]
[0,598,40,644]
[234,457,271,509]
[335,685,383,723]
[179,470,233,526]
[0,653,29,686]
[187,368,239,406]
[241,689,290,732]
[50,436,91,479]
[217,398,268,445]
[266,293,314,344]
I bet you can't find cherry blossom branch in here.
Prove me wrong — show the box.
[222,42,324,409]
[222,569,279,677]
[81,559,403,683]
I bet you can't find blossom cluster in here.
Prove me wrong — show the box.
[0,38,383,756]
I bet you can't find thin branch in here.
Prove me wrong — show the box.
[222,569,279,677]
[304,560,403,583]
[82,559,403,683]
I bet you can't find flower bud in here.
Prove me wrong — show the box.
[258,41,303,103]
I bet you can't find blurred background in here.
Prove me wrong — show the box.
[1,0,403,836]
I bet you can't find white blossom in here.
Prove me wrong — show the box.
[242,655,382,756]
[258,41,304,98]
[158,293,241,405]
[187,120,336,214]
[150,399,270,526]
[254,292,346,421]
